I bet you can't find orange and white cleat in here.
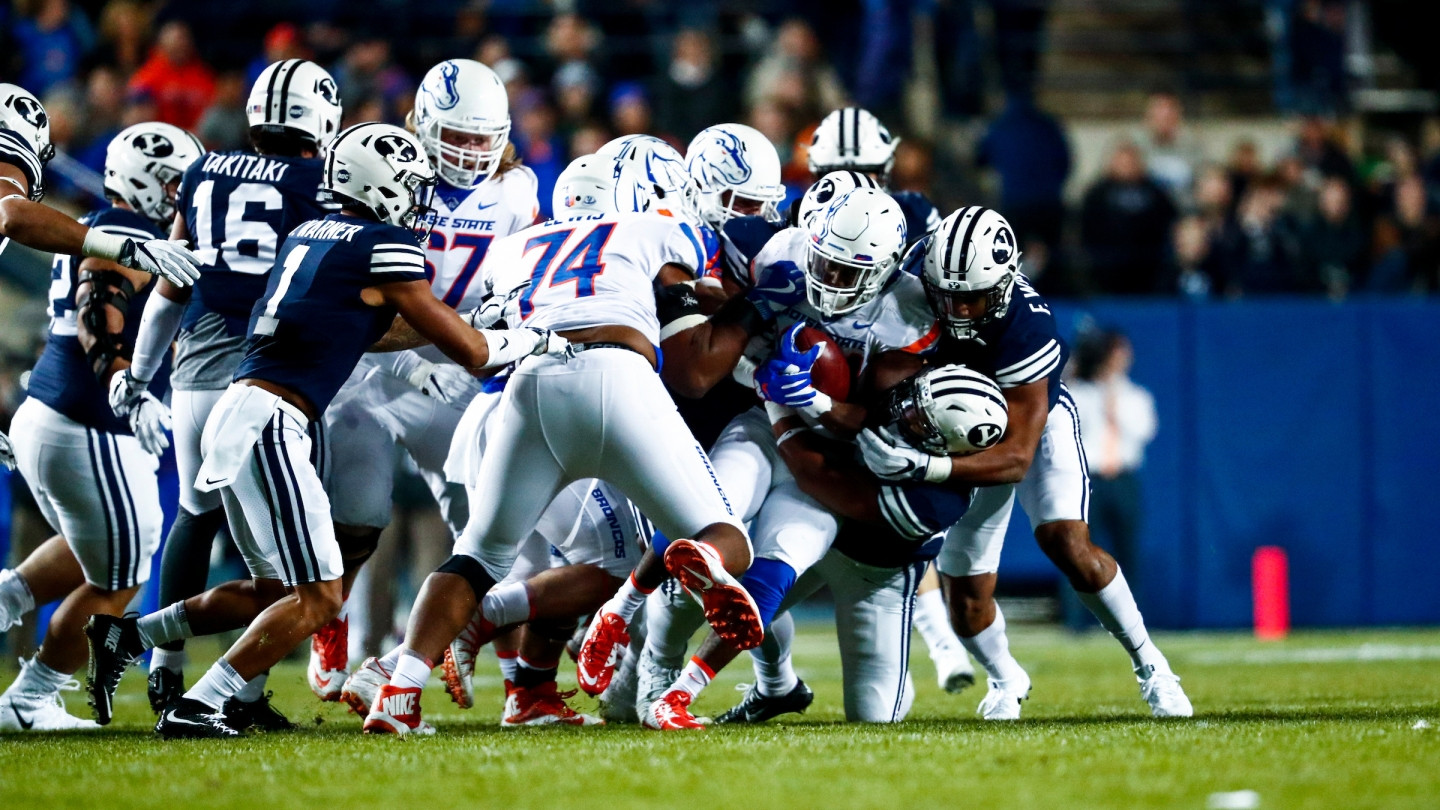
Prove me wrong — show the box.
[663,539,764,650]
[340,656,392,718]
[362,685,435,736]
[501,682,604,727]
[575,611,629,696]
[641,690,706,730]
[307,615,348,701]
[441,608,497,709]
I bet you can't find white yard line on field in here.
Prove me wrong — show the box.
[1186,643,1440,665]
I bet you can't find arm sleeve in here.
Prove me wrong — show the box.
[655,280,706,341]
[130,292,186,382]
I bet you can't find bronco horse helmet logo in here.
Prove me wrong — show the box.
[424,61,463,111]
[694,129,752,189]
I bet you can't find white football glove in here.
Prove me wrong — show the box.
[0,430,15,471]
[108,368,149,420]
[405,359,484,406]
[127,391,172,456]
[460,296,508,331]
[857,426,951,484]
[119,239,202,287]
[479,327,569,369]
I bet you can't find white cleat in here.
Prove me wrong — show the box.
[339,656,391,718]
[634,646,684,723]
[933,651,976,694]
[977,671,1031,721]
[1138,666,1193,717]
[0,679,100,732]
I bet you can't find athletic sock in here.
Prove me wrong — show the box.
[914,588,965,660]
[496,649,519,684]
[136,602,190,650]
[480,581,532,628]
[645,584,705,665]
[670,656,714,701]
[1075,568,1171,675]
[391,651,432,691]
[0,569,35,626]
[958,605,1027,684]
[234,671,268,703]
[378,644,405,673]
[603,572,654,623]
[150,648,186,675]
[753,612,798,697]
[185,659,247,711]
[513,655,558,689]
[8,655,68,696]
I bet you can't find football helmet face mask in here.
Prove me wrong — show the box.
[918,206,1021,340]
[104,122,205,225]
[412,59,511,188]
[599,134,700,224]
[324,123,437,240]
[0,83,55,200]
[797,170,881,230]
[247,60,343,155]
[808,107,898,187]
[889,364,1009,455]
[685,123,786,228]
[552,155,655,220]
[803,188,907,318]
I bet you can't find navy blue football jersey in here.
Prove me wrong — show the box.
[833,479,968,568]
[178,151,329,336]
[0,127,42,196]
[27,207,167,433]
[933,275,1069,410]
[892,190,940,250]
[234,214,429,414]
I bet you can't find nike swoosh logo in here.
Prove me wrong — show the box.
[315,675,333,688]
[163,712,207,726]
[577,668,601,687]
[681,565,714,590]
[204,476,225,485]
[473,202,498,210]
[497,337,509,351]
[851,320,874,329]
[12,706,33,730]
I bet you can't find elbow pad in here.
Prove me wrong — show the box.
[655,281,706,341]
[78,271,136,379]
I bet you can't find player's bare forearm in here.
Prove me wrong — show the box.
[660,309,753,397]
[772,417,884,524]
[0,195,90,255]
[380,281,489,370]
[369,314,429,352]
[815,401,868,437]
[941,379,1047,488]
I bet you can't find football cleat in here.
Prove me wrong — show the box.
[441,608,497,709]
[307,615,348,701]
[663,539,764,650]
[339,656,392,718]
[501,682,604,727]
[715,680,814,724]
[155,697,241,739]
[147,667,185,715]
[575,610,629,696]
[0,671,100,732]
[642,690,705,730]
[1138,666,1193,718]
[977,672,1031,721]
[363,685,435,736]
[84,614,145,725]
[634,646,683,723]
[223,692,295,732]
[934,651,977,694]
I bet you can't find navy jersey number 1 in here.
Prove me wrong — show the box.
[517,223,615,319]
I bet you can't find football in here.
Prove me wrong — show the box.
[796,326,852,401]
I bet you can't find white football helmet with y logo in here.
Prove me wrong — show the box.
[247,59,343,154]
[917,206,1021,340]
[0,83,55,200]
[324,123,437,235]
[412,59,511,188]
[890,364,1009,455]
[808,107,898,187]
[803,187,907,317]
[104,122,205,225]
[685,123,786,228]
[797,170,881,229]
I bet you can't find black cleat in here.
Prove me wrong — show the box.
[155,697,241,739]
[223,692,295,732]
[84,614,146,725]
[715,679,814,724]
[147,667,185,716]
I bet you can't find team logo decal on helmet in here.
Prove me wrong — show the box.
[132,132,174,158]
[991,226,1015,265]
[695,129,752,187]
[315,77,339,106]
[12,95,46,130]
[968,423,1004,449]
[424,62,463,111]
[375,133,419,162]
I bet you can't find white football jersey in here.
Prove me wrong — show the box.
[486,212,709,345]
[423,166,539,311]
[751,227,938,378]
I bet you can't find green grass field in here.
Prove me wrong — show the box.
[2,624,1438,809]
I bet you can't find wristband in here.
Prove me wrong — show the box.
[733,355,758,388]
[776,427,810,447]
[82,228,129,262]
[922,454,951,484]
[797,391,834,420]
[764,400,797,425]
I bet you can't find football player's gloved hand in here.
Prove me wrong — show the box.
[127,392,172,456]
[857,426,950,484]
[745,259,806,321]
[460,295,508,331]
[0,431,15,471]
[108,368,149,420]
[118,239,203,287]
[754,323,822,408]
[403,358,483,406]
[479,327,569,369]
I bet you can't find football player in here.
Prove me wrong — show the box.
[84,123,565,738]
[109,59,343,714]
[360,152,761,736]
[719,364,1006,724]
[0,122,202,732]
[856,206,1193,719]
[311,58,539,701]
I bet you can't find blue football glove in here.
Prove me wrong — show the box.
[746,259,807,321]
[754,323,821,407]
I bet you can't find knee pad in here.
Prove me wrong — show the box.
[739,557,797,628]
[336,527,382,568]
[526,615,579,643]
[436,554,496,602]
